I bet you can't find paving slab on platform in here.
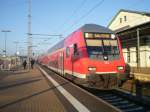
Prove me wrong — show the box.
[0,67,66,112]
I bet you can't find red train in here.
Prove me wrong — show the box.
[38,24,127,89]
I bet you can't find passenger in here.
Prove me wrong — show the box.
[30,59,35,69]
[23,60,27,69]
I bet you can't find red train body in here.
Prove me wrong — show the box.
[38,24,127,89]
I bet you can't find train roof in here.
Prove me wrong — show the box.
[47,24,113,54]
[80,24,113,34]
[47,39,65,54]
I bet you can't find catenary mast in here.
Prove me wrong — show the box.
[27,0,32,69]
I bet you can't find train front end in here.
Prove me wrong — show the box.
[83,32,126,88]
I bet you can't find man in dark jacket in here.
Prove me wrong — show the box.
[23,60,27,69]
[30,59,35,69]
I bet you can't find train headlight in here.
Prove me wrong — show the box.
[88,67,96,71]
[117,66,124,70]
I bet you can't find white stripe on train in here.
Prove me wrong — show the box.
[47,65,118,78]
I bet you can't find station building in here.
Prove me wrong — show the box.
[108,9,150,73]
[0,56,27,70]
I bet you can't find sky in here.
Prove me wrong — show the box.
[0,0,150,56]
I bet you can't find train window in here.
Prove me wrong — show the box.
[86,39,119,60]
[103,40,118,46]
[73,43,78,55]
[103,40,119,55]
[86,40,102,46]
[103,40,110,46]
[110,40,118,46]
[66,47,70,57]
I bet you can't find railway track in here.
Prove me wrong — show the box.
[83,87,150,112]
[40,65,150,112]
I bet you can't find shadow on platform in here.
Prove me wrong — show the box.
[0,77,42,91]
[0,81,70,109]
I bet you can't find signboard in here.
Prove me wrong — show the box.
[85,33,111,38]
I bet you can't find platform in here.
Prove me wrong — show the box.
[0,65,120,112]
[0,66,66,112]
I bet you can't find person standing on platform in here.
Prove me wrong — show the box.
[23,60,27,69]
[30,59,35,69]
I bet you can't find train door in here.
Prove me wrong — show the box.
[60,51,64,76]
[71,43,78,75]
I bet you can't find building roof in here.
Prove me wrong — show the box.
[115,21,150,33]
[47,39,65,54]
[108,9,150,27]
[80,24,113,34]
[120,9,150,15]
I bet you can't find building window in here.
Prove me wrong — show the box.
[124,16,127,21]
[120,18,122,23]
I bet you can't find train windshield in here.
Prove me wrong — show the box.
[85,33,120,60]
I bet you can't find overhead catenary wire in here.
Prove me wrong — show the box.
[30,33,62,37]
[57,0,87,31]
[63,0,105,34]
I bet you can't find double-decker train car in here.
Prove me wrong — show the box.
[39,24,127,89]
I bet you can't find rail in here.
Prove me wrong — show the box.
[83,87,150,112]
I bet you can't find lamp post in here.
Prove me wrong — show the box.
[1,30,11,57]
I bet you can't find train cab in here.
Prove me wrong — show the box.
[64,24,126,88]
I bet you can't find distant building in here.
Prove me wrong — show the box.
[108,9,150,73]
[0,56,27,70]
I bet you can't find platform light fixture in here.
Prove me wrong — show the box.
[1,30,11,57]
